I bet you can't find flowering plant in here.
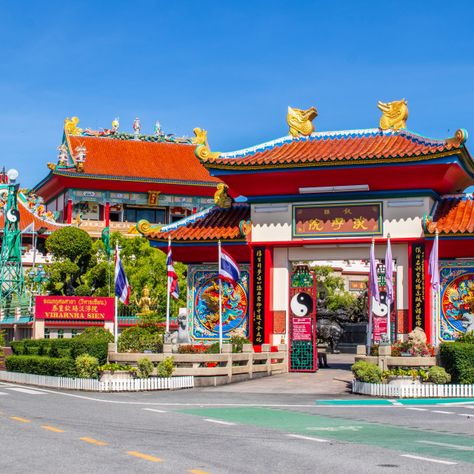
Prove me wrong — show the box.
[391,340,434,357]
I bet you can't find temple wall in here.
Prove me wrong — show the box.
[251,197,434,241]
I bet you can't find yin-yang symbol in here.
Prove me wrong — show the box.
[290,292,313,317]
[6,209,20,223]
[372,291,388,317]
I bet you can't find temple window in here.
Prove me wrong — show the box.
[124,206,166,224]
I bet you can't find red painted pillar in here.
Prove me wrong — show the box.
[263,246,273,344]
[66,199,73,224]
[105,202,110,227]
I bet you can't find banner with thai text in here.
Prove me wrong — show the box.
[35,296,114,321]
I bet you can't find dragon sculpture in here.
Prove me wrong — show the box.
[377,99,408,130]
[64,116,83,135]
[193,128,221,160]
[287,106,318,137]
[214,183,232,209]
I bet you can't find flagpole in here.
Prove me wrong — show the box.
[218,240,223,353]
[114,243,118,346]
[166,237,171,334]
[386,234,392,344]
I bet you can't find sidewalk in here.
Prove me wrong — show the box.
[202,353,355,395]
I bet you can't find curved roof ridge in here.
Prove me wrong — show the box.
[218,128,455,159]
[160,205,217,233]
[439,192,473,199]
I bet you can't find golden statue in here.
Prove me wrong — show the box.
[214,183,232,209]
[136,285,155,316]
[193,127,221,160]
[377,99,408,130]
[64,116,83,135]
[287,106,318,137]
[47,162,56,170]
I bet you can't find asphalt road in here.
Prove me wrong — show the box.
[1,382,474,473]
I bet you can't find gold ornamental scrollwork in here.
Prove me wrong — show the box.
[137,219,153,235]
[64,116,83,135]
[193,128,221,160]
[377,99,408,130]
[287,106,318,137]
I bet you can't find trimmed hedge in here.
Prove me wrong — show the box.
[439,342,474,383]
[11,339,73,357]
[5,355,77,377]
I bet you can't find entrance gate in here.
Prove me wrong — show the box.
[289,265,318,372]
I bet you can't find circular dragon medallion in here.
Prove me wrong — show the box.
[194,277,248,336]
[441,273,474,334]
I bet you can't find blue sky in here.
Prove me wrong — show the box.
[1,0,473,188]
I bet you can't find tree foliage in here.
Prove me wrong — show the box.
[45,230,187,317]
[311,265,356,311]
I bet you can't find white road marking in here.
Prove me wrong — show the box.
[430,410,454,414]
[417,440,474,451]
[287,434,329,443]
[388,399,403,406]
[307,426,362,432]
[143,408,167,414]
[406,408,427,411]
[0,392,8,396]
[401,454,457,465]
[6,387,45,395]
[204,418,236,426]
[458,414,472,417]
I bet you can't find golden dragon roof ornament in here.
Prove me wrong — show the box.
[64,116,83,135]
[377,99,408,130]
[287,106,318,137]
[193,128,221,160]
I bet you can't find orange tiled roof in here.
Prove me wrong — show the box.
[425,194,474,235]
[0,195,63,234]
[64,135,220,185]
[201,128,468,168]
[147,204,250,241]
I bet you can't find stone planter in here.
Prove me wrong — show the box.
[387,375,421,386]
[100,370,133,382]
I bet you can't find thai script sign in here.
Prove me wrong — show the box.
[293,202,383,238]
[411,243,425,330]
[35,296,114,321]
[252,247,265,344]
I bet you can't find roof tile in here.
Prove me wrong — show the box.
[426,194,474,235]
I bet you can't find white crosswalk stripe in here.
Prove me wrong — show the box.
[0,391,8,395]
[5,387,45,395]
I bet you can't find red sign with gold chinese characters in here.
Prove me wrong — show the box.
[293,202,383,238]
[35,296,114,321]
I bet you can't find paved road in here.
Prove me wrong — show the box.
[1,381,473,473]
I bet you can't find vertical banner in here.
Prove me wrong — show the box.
[289,266,317,372]
[252,247,265,345]
[411,243,425,330]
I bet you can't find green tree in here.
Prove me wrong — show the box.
[45,227,94,295]
[311,265,356,311]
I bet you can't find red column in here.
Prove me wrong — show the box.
[105,202,110,227]
[66,199,73,224]
[263,246,274,344]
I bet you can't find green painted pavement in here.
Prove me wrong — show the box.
[315,398,474,406]
[181,407,474,464]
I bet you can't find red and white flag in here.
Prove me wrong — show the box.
[167,241,179,300]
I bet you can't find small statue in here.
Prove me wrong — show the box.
[74,144,87,172]
[407,326,427,345]
[57,144,68,166]
[287,106,318,137]
[133,117,141,137]
[111,117,120,133]
[378,99,408,130]
[136,285,155,316]
[154,120,163,136]
[64,116,83,135]
[214,183,232,209]
[193,127,221,160]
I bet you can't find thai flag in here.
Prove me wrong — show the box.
[167,242,179,300]
[219,247,241,283]
[114,247,130,305]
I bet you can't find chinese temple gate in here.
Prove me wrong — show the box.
[143,102,474,352]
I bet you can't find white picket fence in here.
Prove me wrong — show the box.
[0,371,194,392]
[352,380,474,398]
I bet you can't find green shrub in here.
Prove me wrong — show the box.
[137,357,154,378]
[457,331,474,344]
[5,355,76,377]
[439,342,474,383]
[156,356,174,378]
[205,342,220,354]
[75,354,100,379]
[351,360,382,383]
[229,336,251,353]
[118,326,163,353]
[0,330,5,356]
[99,363,132,372]
[428,366,451,384]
